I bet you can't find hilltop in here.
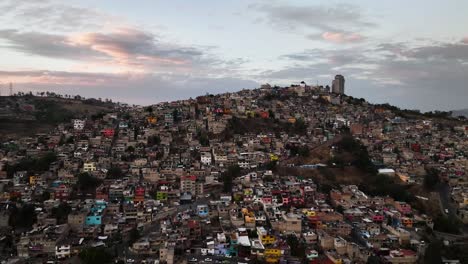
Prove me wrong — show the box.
[452,108,468,118]
[0,94,117,139]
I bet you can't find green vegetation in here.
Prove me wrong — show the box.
[222,165,241,193]
[34,100,75,123]
[360,174,415,203]
[5,152,57,177]
[433,214,461,234]
[128,227,141,245]
[147,135,161,147]
[334,135,376,174]
[286,144,310,157]
[106,166,124,179]
[51,202,72,224]
[9,204,37,230]
[293,117,307,134]
[423,168,440,190]
[330,136,415,202]
[197,130,210,147]
[376,103,454,119]
[79,247,113,264]
[286,235,305,258]
[77,172,102,192]
[424,240,468,264]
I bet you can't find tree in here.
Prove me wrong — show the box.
[434,215,461,234]
[222,165,241,193]
[147,135,161,147]
[366,255,381,264]
[336,205,344,214]
[10,204,36,230]
[77,173,102,191]
[423,168,439,190]
[106,167,124,179]
[293,118,307,134]
[128,227,141,245]
[126,146,135,153]
[197,131,210,147]
[41,191,51,202]
[424,240,443,264]
[52,202,72,224]
[286,235,305,258]
[79,247,113,264]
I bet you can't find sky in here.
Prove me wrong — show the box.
[0,0,467,111]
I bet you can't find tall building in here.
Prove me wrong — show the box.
[332,75,345,94]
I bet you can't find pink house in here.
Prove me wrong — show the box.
[262,196,272,204]
[102,128,115,138]
[395,202,412,215]
[372,214,384,222]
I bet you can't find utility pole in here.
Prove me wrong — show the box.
[9,82,13,96]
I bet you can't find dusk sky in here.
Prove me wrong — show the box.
[0,0,467,111]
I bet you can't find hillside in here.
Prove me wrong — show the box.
[452,108,468,118]
[275,135,442,217]
[0,95,116,139]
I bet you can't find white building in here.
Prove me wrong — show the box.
[55,245,71,259]
[73,119,85,130]
[200,152,212,165]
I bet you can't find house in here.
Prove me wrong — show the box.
[197,204,209,217]
[83,162,96,172]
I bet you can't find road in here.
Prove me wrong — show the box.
[437,182,456,217]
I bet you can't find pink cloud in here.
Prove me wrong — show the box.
[69,28,190,69]
[322,32,365,43]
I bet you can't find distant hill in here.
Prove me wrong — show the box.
[0,95,117,139]
[452,108,468,118]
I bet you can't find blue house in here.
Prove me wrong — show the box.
[85,214,102,226]
[197,204,209,217]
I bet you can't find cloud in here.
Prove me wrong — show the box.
[0,29,102,60]
[320,32,365,43]
[0,28,212,73]
[70,28,205,68]
[0,70,258,105]
[402,42,468,61]
[0,0,114,32]
[267,39,468,111]
[253,3,373,42]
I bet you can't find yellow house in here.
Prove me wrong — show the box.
[265,248,282,263]
[270,154,279,161]
[1,192,10,200]
[302,209,316,217]
[243,189,253,196]
[402,217,413,228]
[83,162,96,172]
[287,117,296,124]
[29,175,38,185]
[245,110,255,118]
[147,116,157,124]
[245,214,255,224]
[260,234,276,245]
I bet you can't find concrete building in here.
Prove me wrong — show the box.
[332,75,345,94]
